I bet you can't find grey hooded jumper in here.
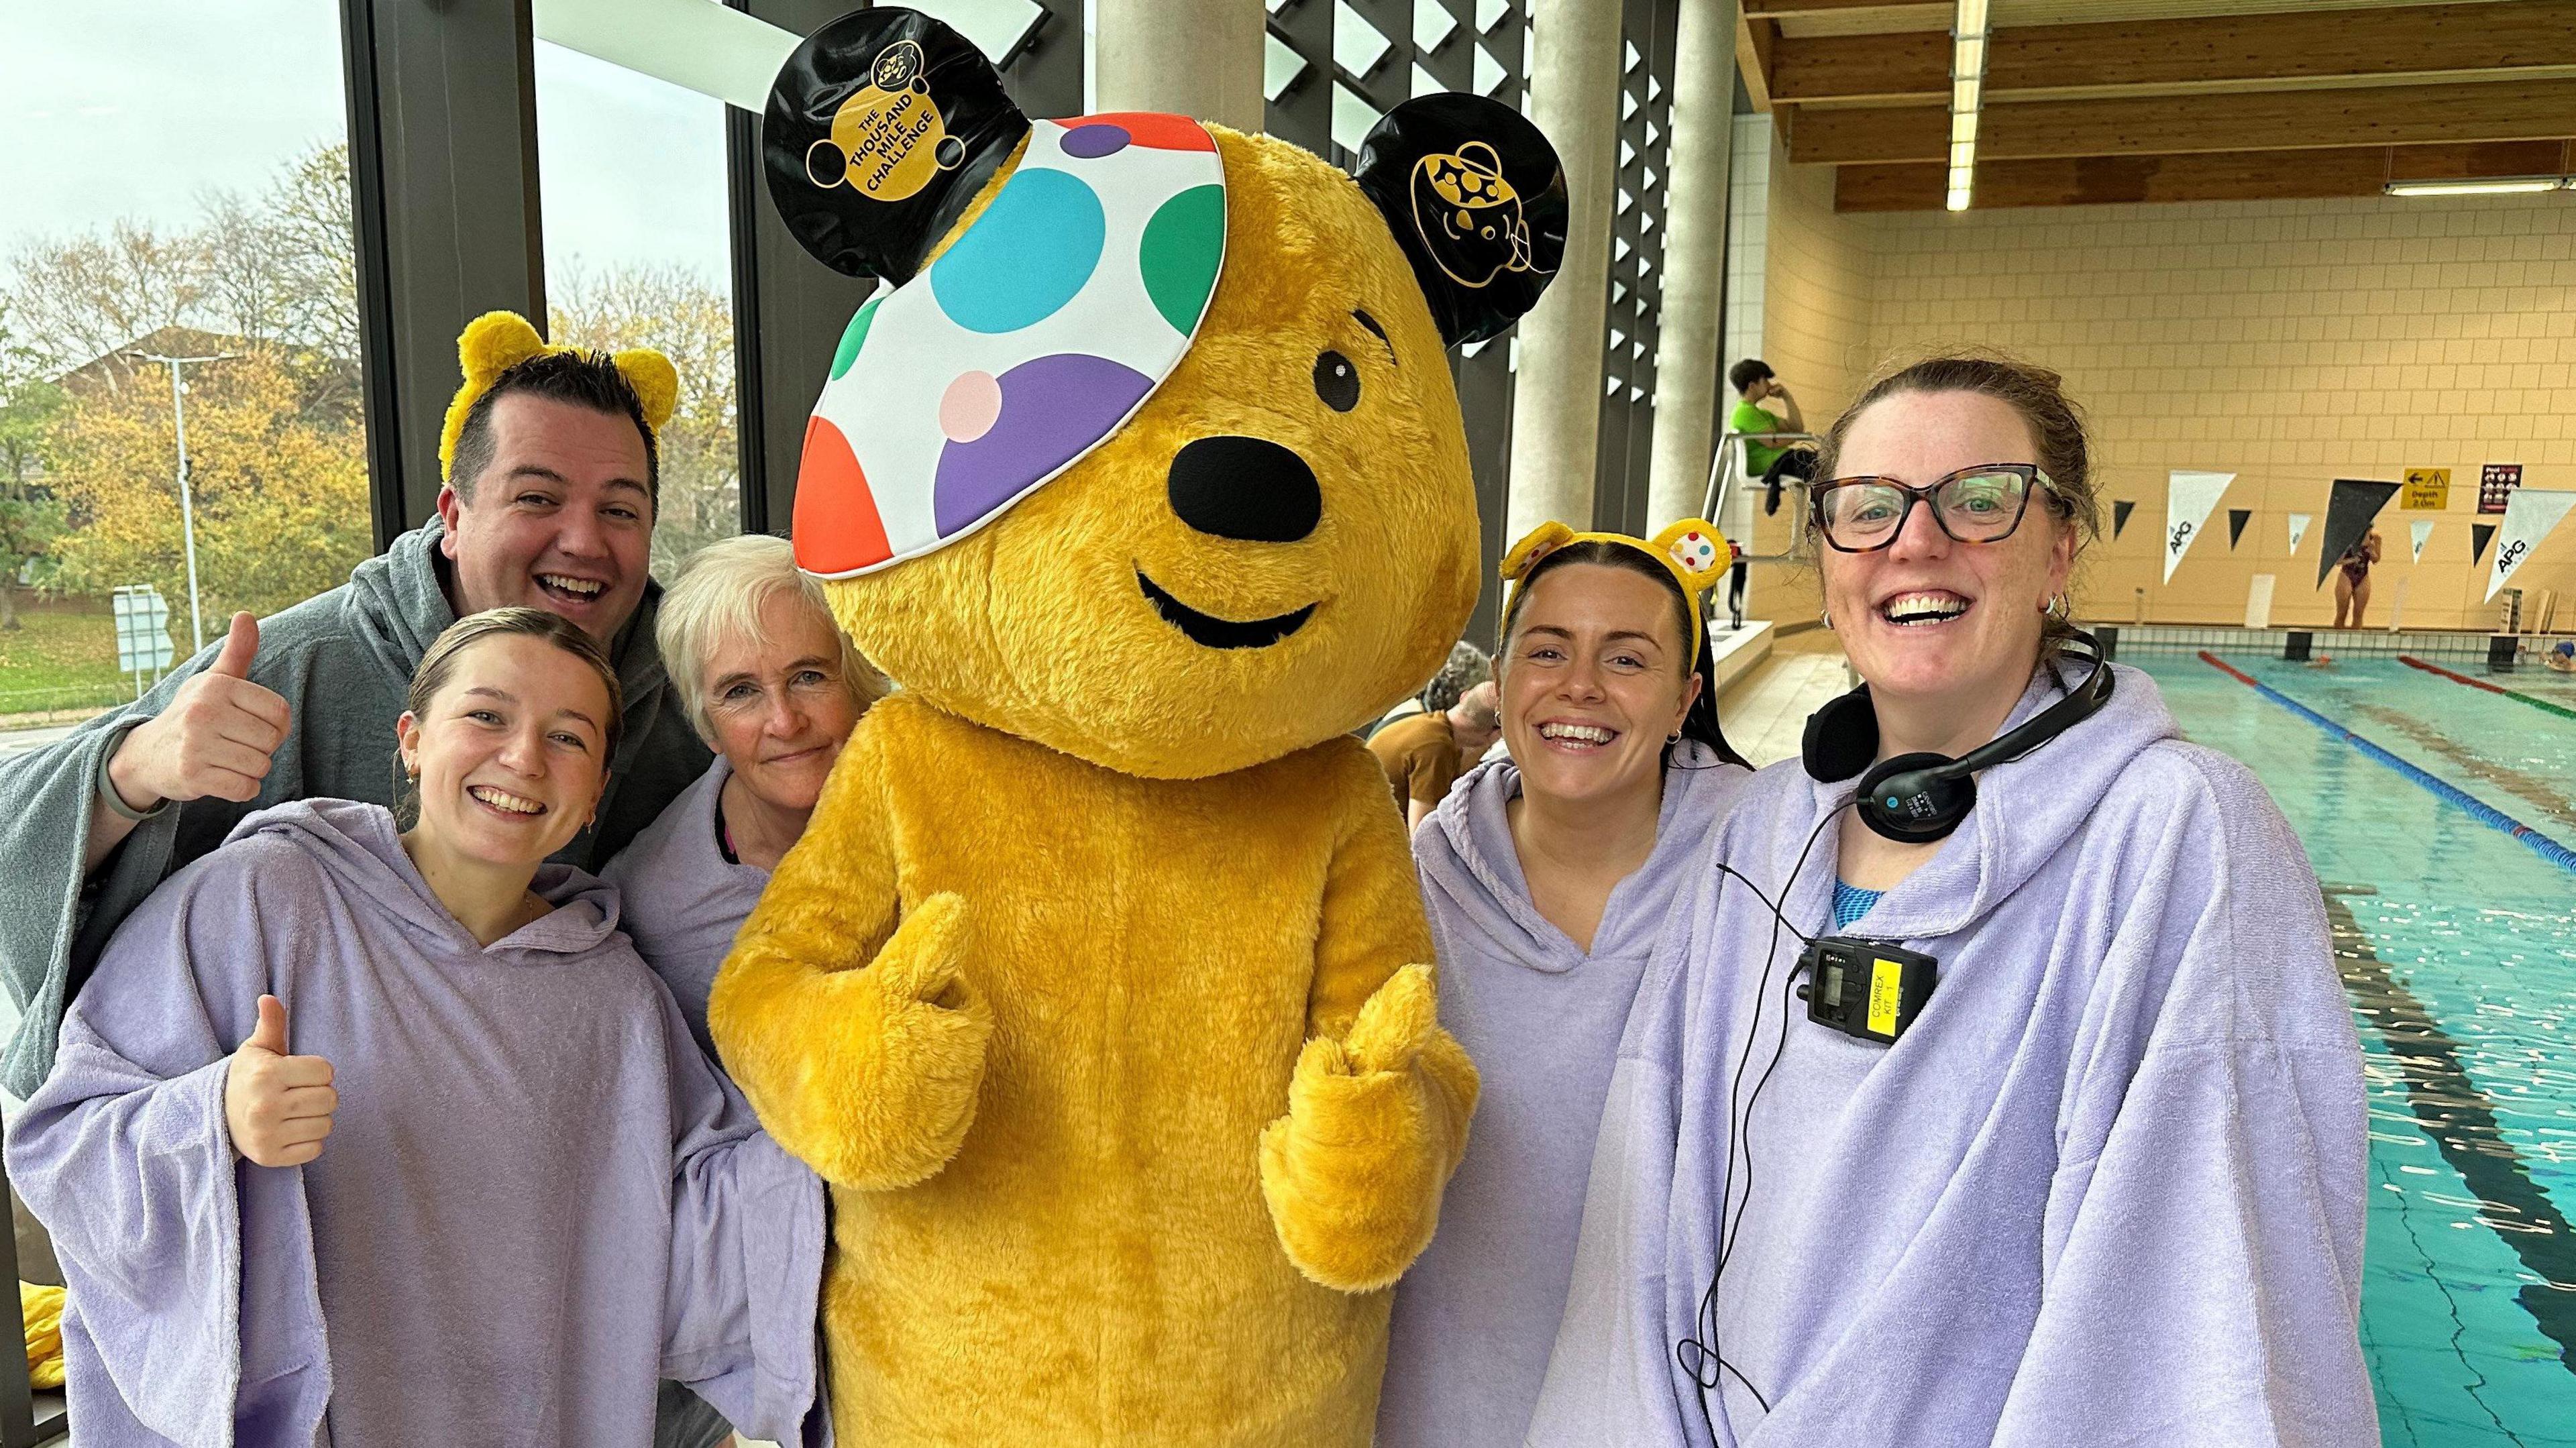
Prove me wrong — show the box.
[0,520,710,1097]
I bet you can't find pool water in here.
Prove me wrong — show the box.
[2137,655,2576,1447]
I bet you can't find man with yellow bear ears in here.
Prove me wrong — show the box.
[710,10,1566,1443]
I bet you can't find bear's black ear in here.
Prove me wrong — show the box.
[765,7,1031,284]
[1353,95,1566,347]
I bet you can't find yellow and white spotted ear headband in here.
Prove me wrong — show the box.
[1500,518,1731,659]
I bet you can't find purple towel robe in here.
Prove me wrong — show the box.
[6,798,826,1448]
[1378,742,1747,1447]
[1525,664,2375,1447]
[601,758,772,1060]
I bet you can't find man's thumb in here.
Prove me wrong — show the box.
[210,612,260,679]
[244,994,288,1055]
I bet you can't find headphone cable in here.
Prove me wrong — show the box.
[1674,804,1841,1437]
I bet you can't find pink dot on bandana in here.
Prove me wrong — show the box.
[939,371,1004,443]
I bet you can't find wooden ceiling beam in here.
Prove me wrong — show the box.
[1772,2,2576,104]
[1742,0,1945,17]
[1790,76,2576,164]
[1836,140,2576,212]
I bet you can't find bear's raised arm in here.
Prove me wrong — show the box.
[1258,747,1479,1293]
[710,719,994,1190]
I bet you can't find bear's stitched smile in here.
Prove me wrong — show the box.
[1136,569,1316,649]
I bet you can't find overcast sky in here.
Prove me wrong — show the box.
[1,1,734,296]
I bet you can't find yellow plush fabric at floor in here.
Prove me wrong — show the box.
[21,1282,62,1390]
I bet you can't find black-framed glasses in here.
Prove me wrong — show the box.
[1809,463,2059,553]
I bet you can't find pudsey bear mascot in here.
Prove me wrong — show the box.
[710,9,1566,1444]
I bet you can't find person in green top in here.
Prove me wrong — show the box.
[1726,357,1807,477]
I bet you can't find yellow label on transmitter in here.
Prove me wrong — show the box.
[1868,958,1904,1038]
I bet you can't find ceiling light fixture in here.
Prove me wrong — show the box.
[1945,0,1989,212]
[2382,176,2572,198]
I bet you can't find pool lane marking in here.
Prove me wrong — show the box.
[2198,652,2576,875]
[2399,655,2576,724]
[2324,888,2576,1377]
[2350,702,2576,833]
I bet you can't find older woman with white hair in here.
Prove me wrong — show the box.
[603,533,885,1055]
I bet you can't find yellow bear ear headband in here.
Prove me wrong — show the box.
[1499,518,1731,659]
[436,311,682,485]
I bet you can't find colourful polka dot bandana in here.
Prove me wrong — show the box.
[792,113,1228,577]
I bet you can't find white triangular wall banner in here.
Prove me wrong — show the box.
[2410,518,2434,563]
[2485,488,2576,600]
[2162,469,2233,583]
[2286,513,2312,555]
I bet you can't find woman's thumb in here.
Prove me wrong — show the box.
[244,994,289,1055]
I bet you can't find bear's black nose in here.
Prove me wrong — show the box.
[1166,436,1322,543]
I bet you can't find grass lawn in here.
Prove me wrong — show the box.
[0,601,165,716]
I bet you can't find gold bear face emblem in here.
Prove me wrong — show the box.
[806,40,969,201]
[1407,141,1542,289]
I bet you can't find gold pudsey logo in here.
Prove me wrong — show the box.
[1408,140,1544,288]
[806,40,968,203]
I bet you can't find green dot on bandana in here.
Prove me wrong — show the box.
[1140,184,1225,336]
[830,296,882,381]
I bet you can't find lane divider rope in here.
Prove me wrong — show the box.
[2396,653,2576,723]
[2197,651,2576,876]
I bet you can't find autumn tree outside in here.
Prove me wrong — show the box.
[0,143,741,714]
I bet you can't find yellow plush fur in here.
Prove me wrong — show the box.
[711,123,1482,1445]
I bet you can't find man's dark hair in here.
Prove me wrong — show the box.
[1727,357,1775,396]
[447,349,659,504]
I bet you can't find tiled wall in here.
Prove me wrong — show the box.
[1753,188,2576,631]
[1721,115,1770,380]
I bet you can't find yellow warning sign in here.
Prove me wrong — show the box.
[2402,467,2451,510]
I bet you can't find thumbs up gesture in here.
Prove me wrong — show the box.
[223,995,337,1168]
[108,612,292,812]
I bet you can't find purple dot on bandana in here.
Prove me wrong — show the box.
[1061,123,1132,158]
[933,353,1154,537]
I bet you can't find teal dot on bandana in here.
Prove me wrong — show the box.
[930,168,1106,335]
[829,295,881,381]
[1140,184,1224,335]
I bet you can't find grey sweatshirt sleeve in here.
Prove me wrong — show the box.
[0,663,206,1099]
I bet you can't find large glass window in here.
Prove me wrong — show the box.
[533,38,741,583]
[0,0,362,713]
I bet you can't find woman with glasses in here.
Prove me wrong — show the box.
[1525,355,2372,1447]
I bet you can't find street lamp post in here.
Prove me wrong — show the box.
[135,351,235,657]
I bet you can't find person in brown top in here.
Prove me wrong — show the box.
[1372,643,1502,829]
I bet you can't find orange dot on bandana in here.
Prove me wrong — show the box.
[792,415,891,574]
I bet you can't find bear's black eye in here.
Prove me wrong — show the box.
[1313,350,1360,412]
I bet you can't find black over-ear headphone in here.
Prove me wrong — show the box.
[1801,629,2115,843]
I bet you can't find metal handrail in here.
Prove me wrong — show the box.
[1702,428,1821,561]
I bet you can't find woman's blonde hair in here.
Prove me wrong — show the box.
[400,608,623,825]
[656,533,887,743]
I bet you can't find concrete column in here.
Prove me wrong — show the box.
[1646,0,1739,531]
[1091,0,1265,133]
[1504,0,1625,543]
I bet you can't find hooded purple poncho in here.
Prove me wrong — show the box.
[1378,742,1748,1448]
[1525,665,2375,1447]
[6,798,826,1448]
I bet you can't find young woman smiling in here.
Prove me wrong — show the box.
[11,608,824,1447]
[1378,522,1750,1448]
[1527,357,2373,1447]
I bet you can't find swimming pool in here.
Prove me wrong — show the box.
[2135,654,2576,1447]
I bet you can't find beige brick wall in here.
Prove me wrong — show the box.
[1756,169,2576,632]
